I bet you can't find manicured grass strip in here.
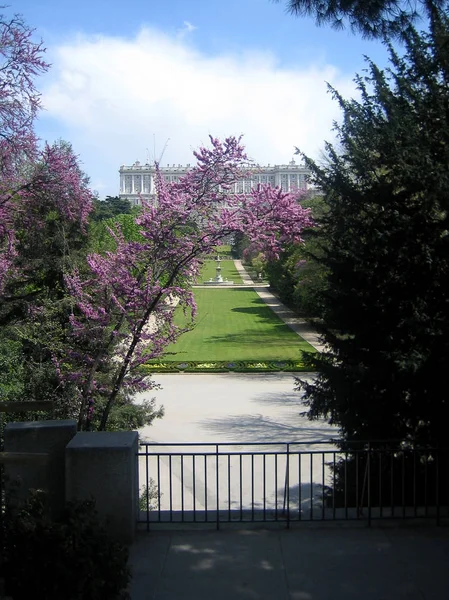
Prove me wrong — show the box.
[151,288,315,362]
[197,260,243,284]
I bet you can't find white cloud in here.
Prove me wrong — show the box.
[40,27,357,196]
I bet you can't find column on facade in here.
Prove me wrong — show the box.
[274,170,280,188]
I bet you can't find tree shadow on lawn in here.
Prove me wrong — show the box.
[230,306,279,318]
[196,413,335,445]
[200,328,305,349]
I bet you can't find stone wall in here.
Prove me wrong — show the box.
[4,420,138,544]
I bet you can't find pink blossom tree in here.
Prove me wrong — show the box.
[0,12,92,299]
[64,136,314,430]
[0,12,94,420]
[0,12,49,292]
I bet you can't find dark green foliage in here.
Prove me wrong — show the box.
[90,396,164,431]
[265,195,328,317]
[230,231,249,258]
[276,0,439,38]
[91,196,132,222]
[0,187,145,429]
[0,143,92,418]
[298,12,449,447]
[88,212,146,255]
[265,245,299,306]
[0,338,24,402]
[2,491,130,600]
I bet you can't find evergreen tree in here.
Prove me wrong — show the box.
[91,196,132,222]
[299,11,449,447]
[265,194,328,317]
[275,0,445,38]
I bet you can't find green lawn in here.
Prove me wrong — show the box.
[197,260,243,283]
[160,288,315,362]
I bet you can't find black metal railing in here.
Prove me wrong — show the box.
[137,441,449,530]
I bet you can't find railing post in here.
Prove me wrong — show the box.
[286,443,290,529]
[367,442,372,527]
[436,447,440,526]
[145,445,150,532]
[216,444,219,530]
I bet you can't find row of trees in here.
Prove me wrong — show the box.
[0,11,313,431]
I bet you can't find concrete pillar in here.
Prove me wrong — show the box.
[65,431,138,544]
[4,419,77,515]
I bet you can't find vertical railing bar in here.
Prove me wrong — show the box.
[444,449,447,518]
[239,454,243,521]
[424,452,428,517]
[391,451,395,518]
[228,454,231,522]
[310,452,313,521]
[436,450,440,525]
[204,454,208,522]
[216,444,220,530]
[367,443,371,527]
[379,451,383,519]
[181,454,185,522]
[193,455,196,522]
[298,452,302,521]
[145,448,150,531]
[169,454,173,522]
[263,453,266,521]
[157,455,161,523]
[356,451,359,519]
[274,453,278,521]
[286,444,290,529]
[332,452,336,520]
[413,449,417,518]
[402,451,406,519]
[344,452,348,520]
[321,451,325,521]
[251,453,255,522]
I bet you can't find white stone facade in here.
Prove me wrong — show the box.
[119,159,310,206]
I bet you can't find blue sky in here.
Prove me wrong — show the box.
[9,0,393,197]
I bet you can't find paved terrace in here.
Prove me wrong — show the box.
[129,524,449,599]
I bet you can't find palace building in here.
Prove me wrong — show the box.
[119,159,310,206]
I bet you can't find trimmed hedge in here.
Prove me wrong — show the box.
[141,358,314,374]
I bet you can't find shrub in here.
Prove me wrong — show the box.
[139,479,161,511]
[2,491,131,600]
